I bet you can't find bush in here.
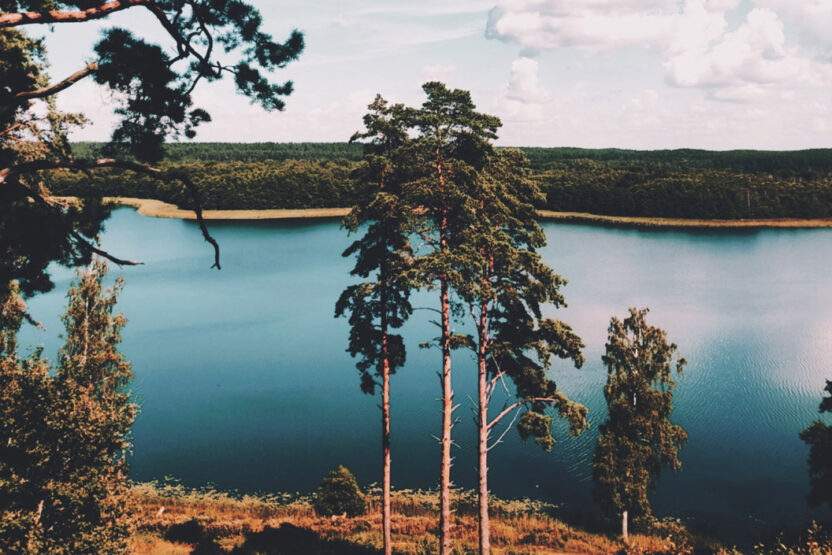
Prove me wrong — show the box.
[312,466,367,517]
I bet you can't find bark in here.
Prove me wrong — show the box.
[437,148,453,555]
[0,0,150,27]
[477,300,490,555]
[380,282,393,555]
[622,510,629,544]
[439,278,453,555]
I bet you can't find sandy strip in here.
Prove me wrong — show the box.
[536,210,832,229]
[75,197,351,220]
[58,197,832,228]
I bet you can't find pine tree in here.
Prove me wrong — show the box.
[456,148,587,555]
[0,260,136,553]
[592,308,686,543]
[1,1,305,291]
[404,82,500,555]
[336,95,413,555]
[800,380,832,509]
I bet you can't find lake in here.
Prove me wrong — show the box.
[21,207,832,544]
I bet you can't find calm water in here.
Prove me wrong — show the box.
[21,207,832,543]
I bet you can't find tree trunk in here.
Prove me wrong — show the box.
[477,301,490,555]
[622,510,629,544]
[439,278,453,555]
[381,332,392,555]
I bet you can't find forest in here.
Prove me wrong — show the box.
[48,143,832,219]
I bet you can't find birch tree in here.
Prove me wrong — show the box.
[592,308,686,543]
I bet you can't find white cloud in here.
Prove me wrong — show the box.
[487,0,832,102]
[754,0,832,52]
[504,56,549,103]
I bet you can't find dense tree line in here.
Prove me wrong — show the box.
[540,161,832,219]
[71,141,364,163]
[48,145,832,220]
[47,159,363,210]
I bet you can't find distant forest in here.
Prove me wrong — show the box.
[49,142,832,219]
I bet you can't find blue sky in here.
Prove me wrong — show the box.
[31,0,832,149]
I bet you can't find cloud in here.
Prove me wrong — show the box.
[754,0,832,53]
[486,0,832,101]
[504,56,549,103]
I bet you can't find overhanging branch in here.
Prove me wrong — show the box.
[0,0,151,26]
[0,158,221,269]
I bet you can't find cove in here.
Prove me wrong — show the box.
[20,207,832,544]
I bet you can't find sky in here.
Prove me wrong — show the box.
[30,0,832,149]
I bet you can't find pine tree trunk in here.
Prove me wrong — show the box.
[622,510,629,544]
[381,333,392,555]
[379,255,393,555]
[439,278,453,555]
[477,301,490,555]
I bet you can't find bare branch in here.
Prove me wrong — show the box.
[488,407,520,452]
[15,62,98,101]
[0,0,151,27]
[0,158,221,269]
[487,397,557,431]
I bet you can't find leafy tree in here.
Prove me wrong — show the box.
[800,380,832,509]
[592,308,686,543]
[0,1,304,296]
[312,465,367,518]
[335,95,413,555]
[456,148,587,555]
[0,260,136,553]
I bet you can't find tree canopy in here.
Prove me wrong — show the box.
[0,0,303,298]
[800,380,832,510]
[592,308,686,537]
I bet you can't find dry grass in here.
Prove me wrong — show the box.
[128,482,679,554]
[536,210,832,229]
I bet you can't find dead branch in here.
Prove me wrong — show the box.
[487,397,557,431]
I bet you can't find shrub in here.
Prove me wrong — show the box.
[312,466,367,517]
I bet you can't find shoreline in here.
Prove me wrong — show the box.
[61,197,832,228]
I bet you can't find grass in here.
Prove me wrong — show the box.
[536,210,832,229]
[127,481,687,554]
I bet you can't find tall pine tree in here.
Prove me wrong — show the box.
[404,82,500,555]
[336,95,414,555]
[592,308,686,543]
[456,148,587,555]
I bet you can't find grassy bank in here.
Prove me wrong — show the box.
[536,210,832,229]
[127,482,685,554]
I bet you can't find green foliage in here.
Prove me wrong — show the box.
[799,380,832,509]
[336,95,414,394]
[457,147,587,448]
[592,308,686,520]
[0,261,136,554]
[312,466,367,518]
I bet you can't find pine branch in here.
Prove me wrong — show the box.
[0,158,221,269]
[0,0,151,26]
[14,63,98,101]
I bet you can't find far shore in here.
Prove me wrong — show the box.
[59,197,832,228]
